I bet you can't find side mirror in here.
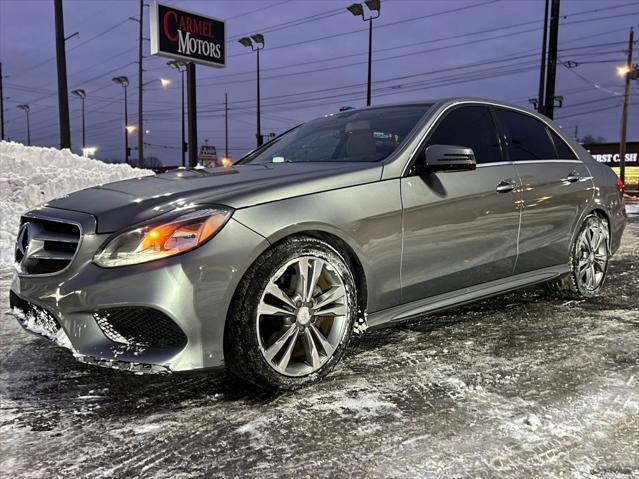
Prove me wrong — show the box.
[414,144,476,175]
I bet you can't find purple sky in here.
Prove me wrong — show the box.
[1,0,637,165]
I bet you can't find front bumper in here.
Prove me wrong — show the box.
[9,206,269,373]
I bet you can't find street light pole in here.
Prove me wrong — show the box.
[17,104,30,146]
[238,34,265,147]
[71,89,86,149]
[347,0,381,107]
[112,76,130,164]
[619,27,634,187]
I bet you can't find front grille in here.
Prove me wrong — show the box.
[16,216,81,275]
[94,307,187,350]
[9,291,61,339]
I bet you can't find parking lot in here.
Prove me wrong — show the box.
[1,213,637,478]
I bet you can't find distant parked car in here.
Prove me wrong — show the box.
[10,99,627,390]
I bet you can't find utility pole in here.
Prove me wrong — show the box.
[137,0,144,168]
[537,0,549,115]
[0,62,5,141]
[187,62,198,167]
[225,92,229,159]
[54,0,71,149]
[573,125,579,142]
[619,27,634,187]
[543,0,561,120]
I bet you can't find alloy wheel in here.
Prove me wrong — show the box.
[256,256,349,377]
[576,219,608,291]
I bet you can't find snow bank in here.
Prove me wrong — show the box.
[0,141,152,268]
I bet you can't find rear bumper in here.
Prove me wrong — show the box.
[9,206,269,373]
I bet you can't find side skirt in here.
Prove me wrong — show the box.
[367,264,569,329]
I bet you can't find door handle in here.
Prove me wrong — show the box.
[496,179,517,193]
[564,171,581,183]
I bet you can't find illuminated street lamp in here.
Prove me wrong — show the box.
[82,146,97,157]
[238,33,265,147]
[167,60,188,167]
[347,0,381,106]
[71,88,87,148]
[112,75,130,164]
[125,124,137,134]
[17,104,30,146]
[160,78,172,88]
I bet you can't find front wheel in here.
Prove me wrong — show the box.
[224,236,357,390]
[547,214,610,299]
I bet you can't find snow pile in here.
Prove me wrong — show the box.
[0,141,152,268]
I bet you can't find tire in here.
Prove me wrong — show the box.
[224,236,358,390]
[547,214,610,299]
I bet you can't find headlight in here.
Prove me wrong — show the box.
[94,207,232,267]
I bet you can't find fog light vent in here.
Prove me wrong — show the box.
[94,307,187,350]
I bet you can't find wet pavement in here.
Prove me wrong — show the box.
[1,215,638,478]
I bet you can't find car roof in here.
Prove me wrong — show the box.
[342,97,540,117]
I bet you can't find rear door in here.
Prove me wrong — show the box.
[494,107,593,273]
[400,105,521,303]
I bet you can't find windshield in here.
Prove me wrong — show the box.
[240,105,431,164]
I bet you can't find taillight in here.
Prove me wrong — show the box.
[616,177,624,195]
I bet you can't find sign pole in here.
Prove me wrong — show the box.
[187,62,198,167]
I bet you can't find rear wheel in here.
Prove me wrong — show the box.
[224,236,357,390]
[547,214,610,299]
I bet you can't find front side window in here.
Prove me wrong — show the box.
[239,105,431,164]
[496,108,556,161]
[425,106,502,164]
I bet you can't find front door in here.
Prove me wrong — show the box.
[401,105,521,304]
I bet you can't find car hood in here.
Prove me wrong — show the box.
[46,162,383,233]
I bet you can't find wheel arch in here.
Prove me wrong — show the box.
[568,207,611,257]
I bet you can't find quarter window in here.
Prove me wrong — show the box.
[549,129,578,160]
[496,108,556,161]
[425,106,501,164]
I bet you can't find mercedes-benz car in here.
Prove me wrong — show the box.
[10,99,627,390]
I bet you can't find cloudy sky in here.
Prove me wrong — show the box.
[1,0,637,165]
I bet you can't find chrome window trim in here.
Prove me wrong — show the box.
[402,100,582,176]
[17,213,84,278]
[476,161,513,168]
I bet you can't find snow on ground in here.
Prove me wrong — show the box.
[0,221,637,477]
[0,141,151,268]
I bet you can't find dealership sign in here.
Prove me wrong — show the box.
[150,2,225,68]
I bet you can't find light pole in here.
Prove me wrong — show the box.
[17,104,30,145]
[112,76,130,164]
[238,34,265,147]
[347,0,381,107]
[168,60,187,167]
[71,89,86,149]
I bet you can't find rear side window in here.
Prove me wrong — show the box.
[549,129,578,160]
[496,108,556,161]
[426,106,502,164]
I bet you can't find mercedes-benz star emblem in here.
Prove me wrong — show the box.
[15,222,32,263]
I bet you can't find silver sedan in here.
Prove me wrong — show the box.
[10,98,627,390]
